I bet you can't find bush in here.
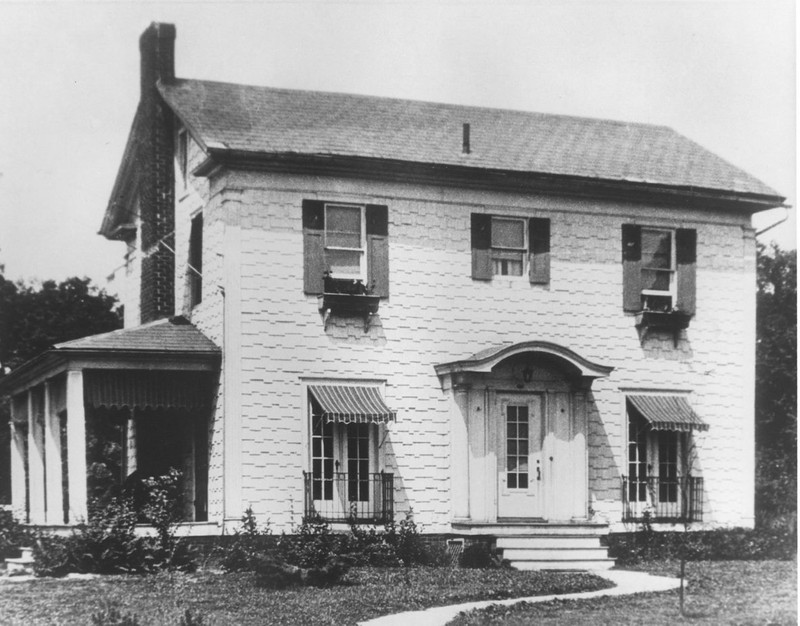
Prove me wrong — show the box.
[278,514,345,569]
[607,526,797,564]
[219,507,272,572]
[33,471,196,577]
[253,553,353,589]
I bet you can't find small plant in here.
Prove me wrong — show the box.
[0,509,34,559]
[219,506,272,572]
[90,606,141,626]
[278,514,343,569]
[140,469,196,572]
[32,533,76,577]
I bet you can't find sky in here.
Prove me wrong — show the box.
[0,0,795,295]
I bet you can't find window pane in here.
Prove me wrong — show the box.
[327,232,361,248]
[518,422,528,439]
[641,229,672,269]
[491,218,525,248]
[507,456,517,472]
[508,440,517,456]
[492,256,523,276]
[508,473,517,489]
[327,205,361,234]
[327,249,362,275]
[518,474,528,489]
[642,269,671,292]
[518,440,528,457]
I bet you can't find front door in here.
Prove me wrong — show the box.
[497,394,544,519]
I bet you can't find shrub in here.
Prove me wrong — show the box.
[139,469,196,572]
[606,526,797,564]
[278,514,344,569]
[178,608,206,626]
[219,507,272,572]
[252,553,353,589]
[32,533,76,577]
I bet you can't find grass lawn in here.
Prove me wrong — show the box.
[0,567,611,625]
[449,559,797,625]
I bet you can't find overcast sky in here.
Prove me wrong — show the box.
[0,0,794,294]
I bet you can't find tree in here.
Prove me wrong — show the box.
[0,271,122,504]
[755,243,797,529]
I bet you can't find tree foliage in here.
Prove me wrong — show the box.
[0,270,122,504]
[754,243,797,528]
[0,273,122,373]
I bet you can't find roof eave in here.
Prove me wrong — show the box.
[193,149,785,214]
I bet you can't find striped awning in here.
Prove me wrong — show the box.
[309,385,396,424]
[84,370,216,410]
[628,395,709,432]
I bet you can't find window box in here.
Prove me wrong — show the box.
[635,309,692,331]
[318,274,380,330]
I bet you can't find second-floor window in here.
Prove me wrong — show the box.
[325,204,365,280]
[640,228,676,311]
[471,213,550,284]
[622,224,696,314]
[302,200,389,297]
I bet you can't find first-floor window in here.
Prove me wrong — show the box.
[627,410,649,502]
[310,400,375,503]
[658,431,679,503]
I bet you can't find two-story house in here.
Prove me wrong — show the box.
[0,23,785,569]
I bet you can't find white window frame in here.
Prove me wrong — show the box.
[324,203,366,281]
[640,227,676,309]
[490,216,528,278]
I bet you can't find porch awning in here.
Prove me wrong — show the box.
[309,385,396,424]
[84,370,216,410]
[628,395,709,432]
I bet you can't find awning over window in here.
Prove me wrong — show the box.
[309,385,396,424]
[84,370,216,410]
[628,395,709,432]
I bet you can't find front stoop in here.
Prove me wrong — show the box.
[5,547,35,576]
[452,522,615,571]
[496,532,615,571]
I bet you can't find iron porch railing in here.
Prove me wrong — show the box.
[622,476,704,523]
[303,471,394,524]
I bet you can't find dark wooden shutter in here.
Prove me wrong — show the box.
[622,224,643,312]
[529,217,550,285]
[366,204,389,298]
[303,200,326,294]
[189,213,203,307]
[471,213,492,280]
[675,228,697,315]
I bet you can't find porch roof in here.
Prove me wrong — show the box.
[0,316,220,398]
[628,395,709,432]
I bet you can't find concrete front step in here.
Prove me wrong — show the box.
[496,535,603,549]
[512,558,616,571]
[6,547,35,576]
[453,521,610,537]
[503,548,611,562]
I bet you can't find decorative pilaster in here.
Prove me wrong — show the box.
[451,379,471,520]
[27,389,46,524]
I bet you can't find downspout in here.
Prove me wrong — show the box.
[755,206,791,237]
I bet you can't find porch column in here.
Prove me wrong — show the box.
[571,390,589,520]
[27,389,46,524]
[44,381,64,525]
[66,369,87,522]
[451,381,470,520]
[9,396,27,521]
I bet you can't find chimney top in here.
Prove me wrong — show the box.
[140,22,176,98]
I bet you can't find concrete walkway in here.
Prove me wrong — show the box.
[358,569,682,626]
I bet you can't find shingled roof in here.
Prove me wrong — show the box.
[159,78,781,200]
[53,316,219,355]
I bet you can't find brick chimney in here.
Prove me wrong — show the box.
[138,23,176,324]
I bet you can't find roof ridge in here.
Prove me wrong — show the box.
[53,316,189,350]
[167,77,674,132]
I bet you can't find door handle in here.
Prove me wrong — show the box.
[536,462,541,481]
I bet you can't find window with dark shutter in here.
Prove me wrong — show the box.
[303,200,390,298]
[471,213,550,284]
[623,224,697,330]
